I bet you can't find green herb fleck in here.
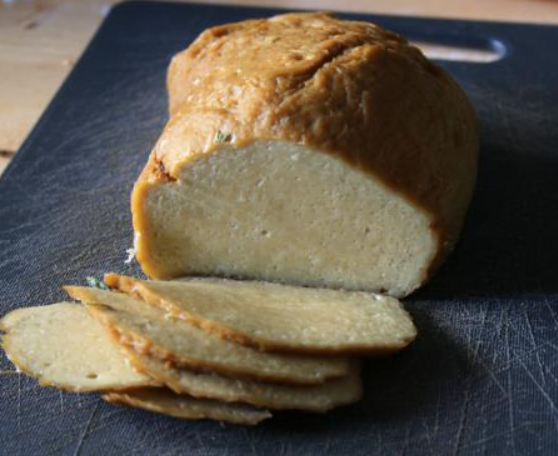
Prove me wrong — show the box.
[86,276,109,290]
[215,130,233,144]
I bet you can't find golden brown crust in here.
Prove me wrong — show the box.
[131,160,165,279]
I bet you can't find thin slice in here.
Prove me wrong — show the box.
[102,388,271,425]
[65,287,349,385]
[122,345,362,412]
[0,303,155,392]
[105,274,417,354]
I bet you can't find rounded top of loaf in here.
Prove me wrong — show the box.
[166,11,428,118]
[142,12,478,272]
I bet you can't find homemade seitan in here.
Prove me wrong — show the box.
[65,286,350,384]
[121,345,363,412]
[132,12,478,297]
[102,388,271,425]
[105,274,417,355]
[0,303,155,391]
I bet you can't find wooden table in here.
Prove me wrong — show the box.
[1,0,558,176]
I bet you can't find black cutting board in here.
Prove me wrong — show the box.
[1,2,558,455]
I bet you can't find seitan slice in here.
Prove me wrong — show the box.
[65,286,349,384]
[122,345,362,412]
[102,388,271,425]
[105,275,417,355]
[0,303,155,392]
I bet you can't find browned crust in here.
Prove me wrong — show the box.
[131,173,164,279]
[132,12,479,287]
[105,273,417,356]
[136,152,174,185]
[131,152,177,279]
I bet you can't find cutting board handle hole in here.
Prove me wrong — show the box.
[411,37,506,63]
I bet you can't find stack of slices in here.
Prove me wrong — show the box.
[0,274,417,425]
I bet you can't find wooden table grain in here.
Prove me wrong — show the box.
[1,0,557,175]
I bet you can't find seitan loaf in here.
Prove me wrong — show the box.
[132,12,478,297]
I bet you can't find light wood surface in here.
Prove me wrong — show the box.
[1,0,557,176]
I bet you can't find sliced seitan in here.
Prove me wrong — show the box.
[102,388,271,425]
[0,303,155,392]
[121,345,362,412]
[105,275,417,355]
[65,286,350,384]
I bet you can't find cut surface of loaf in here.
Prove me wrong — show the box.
[133,12,478,297]
[122,345,362,412]
[102,388,271,425]
[0,303,154,392]
[65,286,350,384]
[105,275,417,354]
